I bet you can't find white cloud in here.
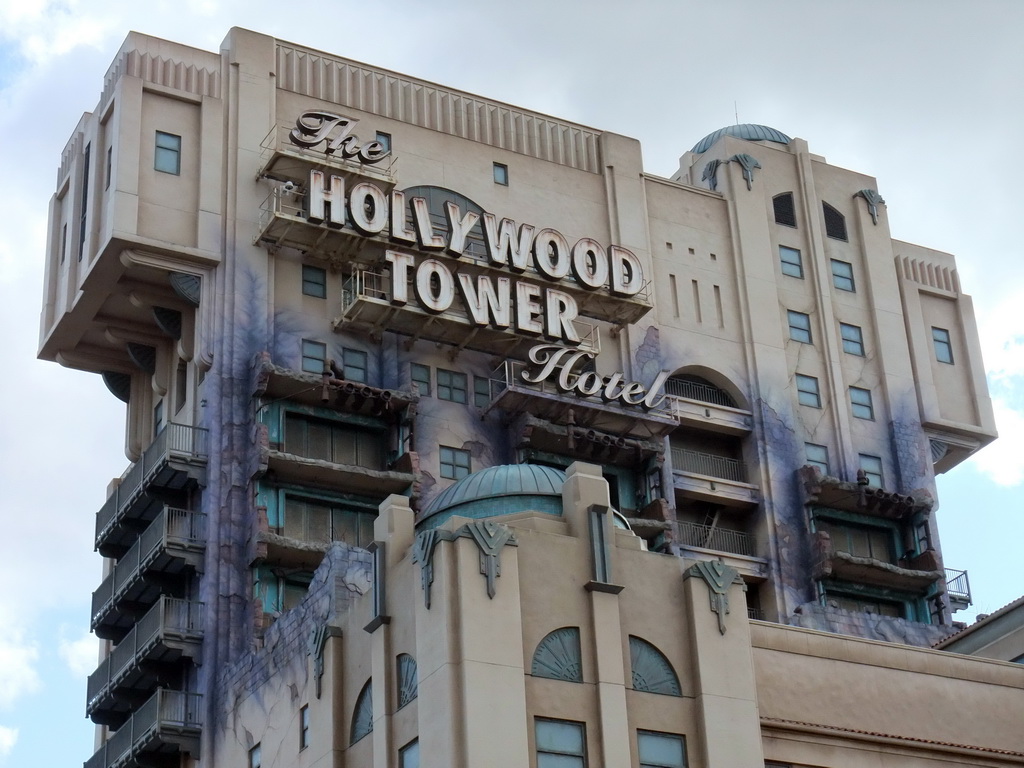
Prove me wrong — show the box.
[968,398,1024,487]
[0,635,40,711]
[0,726,17,759]
[58,631,98,679]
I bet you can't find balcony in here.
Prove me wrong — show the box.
[812,535,943,594]
[95,424,208,557]
[945,568,972,611]
[483,359,678,440]
[256,122,398,188]
[663,378,752,436]
[255,186,384,263]
[92,508,206,641]
[84,689,201,768]
[675,521,767,580]
[671,448,759,508]
[335,269,601,360]
[264,449,416,497]
[87,598,203,726]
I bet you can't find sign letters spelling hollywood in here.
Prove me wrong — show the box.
[286,109,667,408]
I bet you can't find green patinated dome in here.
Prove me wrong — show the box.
[419,464,566,529]
[691,124,791,154]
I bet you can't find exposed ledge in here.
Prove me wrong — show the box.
[798,465,932,519]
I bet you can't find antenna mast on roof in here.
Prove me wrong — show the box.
[735,101,739,125]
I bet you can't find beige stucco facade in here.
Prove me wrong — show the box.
[38,27,1012,768]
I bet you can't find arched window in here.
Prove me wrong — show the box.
[401,185,487,259]
[396,654,418,709]
[822,202,848,241]
[773,192,796,227]
[350,679,373,744]
[531,627,583,682]
[629,636,681,696]
[664,375,738,409]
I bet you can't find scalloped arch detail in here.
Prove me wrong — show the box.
[629,636,681,696]
[532,627,583,682]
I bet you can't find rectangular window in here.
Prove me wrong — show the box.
[932,327,954,364]
[375,131,392,153]
[796,374,821,408]
[249,744,262,768]
[399,739,419,768]
[440,446,471,480]
[301,339,327,374]
[850,386,874,419]
[411,363,431,396]
[638,730,687,768]
[831,259,855,291]
[60,223,67,264]
[830,593,902,618]
[155,131,181,175]
[840,323,864,356]
[493,162,509,186]
[343,348,368,384]
[302,265,327,298]
[474,376,491,408]
[787,310,812,343]
[282,495,377,548]
[153,400,164,433]
[300,705,310,750]
[536,718,586,768]
[175,361,187,413]
[859,453,883,487]
[105,146,112,190]
[437,368,467,403]
[805,443,829,475]
[779,245,803,278]
[817,519,894,563]
[284,413,386,469]
[79,142,90,261]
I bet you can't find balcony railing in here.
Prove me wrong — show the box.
[92,508,206,636]
[87,598,204,718]
[95,423,208,550]
[671,447,747,483]
[676,520,755,558]
[664,378,737,408]
[339,270,602,356]
[945,568,972,606]
[84,689,202,768]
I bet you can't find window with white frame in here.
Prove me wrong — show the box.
[788,310,812,343]
[535,719,586,768]
[840,323,864,356]
[439,446,471,480]
[796,374,821,408]
[849,386,874,419]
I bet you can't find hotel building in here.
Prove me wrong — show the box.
[40,27,1019,768]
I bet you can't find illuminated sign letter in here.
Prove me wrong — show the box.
[389,191,417,246]
[411,197,446,251]
[514,282,545,336]
[385,251,416,305]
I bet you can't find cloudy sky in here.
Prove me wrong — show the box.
[1,1,1022,765]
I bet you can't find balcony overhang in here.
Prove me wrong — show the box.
[255,531,339,571]
[257,123,398,189]
[252,354,417,417]
[673,471,759,509]
[40,236,216,365]
[665,394,753,436]
[488,381,677,441]
[798,466,933,520]
[264,450,415,496]
[333,274,601,360]
[512,413,664,466]
[925,425,997,475]
[815,550,943,593]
